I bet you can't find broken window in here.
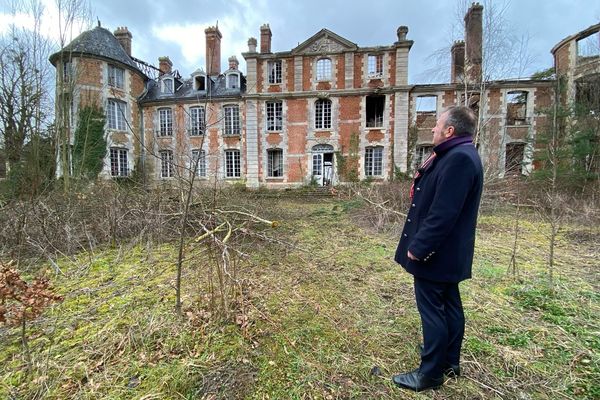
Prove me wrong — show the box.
[316,58,332,81]
[506,91,528,125]
[367,54,383,78]
[267,148,283,177]
[577,30,600,62]
[365,146,383,176]
[505,142,525,175]
[159,150,174,178]
[414,145,433,168]
[575,74,600,113]
[268,60,282,84]
[225,149,241,178]
[366,95,385,128]
[415,96,437,127]
[266,101,283,131]
[315,99,331,129]
[110,148,128,177]
[194,75,206,91]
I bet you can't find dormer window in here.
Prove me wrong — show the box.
[161,77,174,94]
[316,58,332,81]
[226,72,240,89]
[194,75,206,91]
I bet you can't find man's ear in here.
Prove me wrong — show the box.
[445,125,455,138]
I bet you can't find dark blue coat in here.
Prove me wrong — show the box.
[394,141,483,283]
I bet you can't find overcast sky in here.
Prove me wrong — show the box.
[2,0,599,83]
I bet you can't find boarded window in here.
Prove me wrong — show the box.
[505,142,525,175]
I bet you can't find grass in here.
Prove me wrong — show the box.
[1,197,599,399]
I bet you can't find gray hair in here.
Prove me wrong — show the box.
[444,106,477,136]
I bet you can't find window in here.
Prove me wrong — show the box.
[224,105,240,135]
[415,96,437,128]
[368,54,383,78]
[191,149,206,177]
[62,61,72,82]
[415,145,433,167]
[365,147,383,176]
[161,77,174,94]
[160,150,174,178]
[189,106,205,136]
[506,91,528,125]
[267,149,283,177]
[366,95,385,128]
[315,99,331,129]
[158,108,173,136]
[312,153,322,176]
[505,143,525,175]
[194,75,206,91]
[227,73,240,89]
[575,75,600,113]
[266,101,282,131]
[110,148,128,177]
[577,31,600,60]
[225,149,241,178]
[108,65,124,89]
[268,60,282,84]
[316,58,332,81]
[107,99,127,131]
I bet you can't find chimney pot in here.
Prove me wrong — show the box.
[397,26,409,41]
[158,56,172,75]
[228,55,239,70]
[248,37,257,53]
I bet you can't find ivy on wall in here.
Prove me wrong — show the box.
[72,106,106,179]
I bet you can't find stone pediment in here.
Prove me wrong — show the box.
[292,29,358,55]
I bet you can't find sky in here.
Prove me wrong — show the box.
[1,0,599,84]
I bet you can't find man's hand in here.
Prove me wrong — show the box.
[407,250,419,261]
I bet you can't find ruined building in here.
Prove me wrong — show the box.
[47,4,599,187]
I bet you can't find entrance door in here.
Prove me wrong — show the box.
[311,144,334,186]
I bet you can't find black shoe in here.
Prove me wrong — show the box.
[392,369,443,392]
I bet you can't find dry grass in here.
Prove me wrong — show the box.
[0,195,598,399]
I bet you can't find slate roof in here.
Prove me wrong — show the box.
[49,26,142,74]
[140,72,246,103]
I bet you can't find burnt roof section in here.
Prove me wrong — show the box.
[49,26,143,74]
[140,72,246,104]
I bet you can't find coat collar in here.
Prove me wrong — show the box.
[433,135,473,156]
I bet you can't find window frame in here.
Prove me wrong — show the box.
[158,107,173,137]
[316,58,332,81]
[109,147,129,177]
[266,101,283,131]
[315,99,332,129]
[365,146,383,177]
[191,149,207,177]
[225,149,241,178]
[189,106,205,136]
[366,95,385,128]
[367,54,384,78]
[267,148,284,178]
[108,64,125,89]
[226,72,240,89]
[107,99,127,131]
[193,74,206,91]
[161,77,174,94]
[159,149,174,178]
[268,60,282,84]
[223,105,240,136]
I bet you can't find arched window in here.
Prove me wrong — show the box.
[316,58,332,81]
[315,99,331,129]
[161,77,174,94]
[226,72,240,89]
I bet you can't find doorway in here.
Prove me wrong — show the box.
[311,144,335,186]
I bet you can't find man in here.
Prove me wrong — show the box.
[392,106,483,392]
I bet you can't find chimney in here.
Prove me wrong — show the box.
[247,37,257,53]
[113,27,132,56]
[397,26,409,41]
[205,26,222,76]
[260,24,272,53]
[451,40,465,83]
[158,56,172,75]
[464,2,483,83]
[228,56,239,70]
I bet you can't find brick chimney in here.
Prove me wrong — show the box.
[464,2,483,83]
[113,27,132,56]
[228,56,239,70]
[260,24,272,54]
[158,56,172,75]
[205,26,222,76]
[451,40,465,83]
